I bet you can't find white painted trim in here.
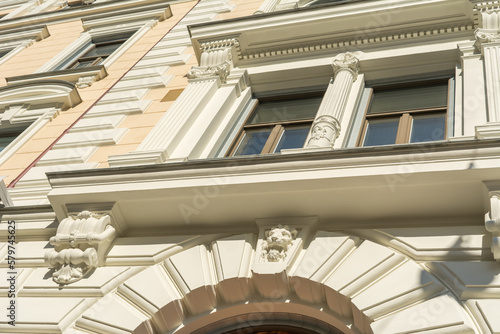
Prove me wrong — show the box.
[0,107,59,167]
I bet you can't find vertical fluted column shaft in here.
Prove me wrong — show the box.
[254,0,281,14]
[306,53,359,149]
[483,44,500,122]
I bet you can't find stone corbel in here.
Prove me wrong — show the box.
[44,210,116,284]
[485,192,500,261]
[188,40,239,83]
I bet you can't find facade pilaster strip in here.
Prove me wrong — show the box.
[137,79,220,153]
[483,44,500,122]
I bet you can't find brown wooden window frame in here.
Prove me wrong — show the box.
[356,79,450,147]
[67,37,130,70]
[226,92,323,157]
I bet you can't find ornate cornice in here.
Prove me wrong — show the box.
[237,24,474,61]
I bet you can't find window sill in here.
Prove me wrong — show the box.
[6,65,108,89]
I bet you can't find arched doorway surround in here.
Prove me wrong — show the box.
[70,231,477,334]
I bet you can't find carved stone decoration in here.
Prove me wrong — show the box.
[485,192,500,261]
[187,61,231,83]
[332,52,359,81]
[188,45,235,83]
[261,225,298,262]
[76,76,97,89]
[44,210,116,284]
[307,115,341,148]
[474,29,500,51]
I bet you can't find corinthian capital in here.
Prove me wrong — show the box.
[476,29,500,45]
[332,52,359,81]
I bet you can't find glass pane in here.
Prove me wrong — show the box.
[233,128,272,156]
[369,83,448,114]
[274,125,310,152]
[73,59,99,68]
[0,135,20,152]
[248,96,322,124]
[85,42,122,57]
[363,118,399,146]
[410,113,446,143]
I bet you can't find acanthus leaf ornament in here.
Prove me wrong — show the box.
[44,210,116,284]
[332,52,359,81]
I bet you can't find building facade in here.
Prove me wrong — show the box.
[0,0,499,333]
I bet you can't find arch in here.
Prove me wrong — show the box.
[69,232,477,334]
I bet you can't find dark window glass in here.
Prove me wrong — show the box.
[274,125,311,152]
[363,118,399,146]
[228,95,322,156]
[234,128,272,156]
[359,80,449,147]
[410,113,446,143]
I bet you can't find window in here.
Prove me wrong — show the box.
[227,94,322,156]
[0,126,28,152]
[357,80,449,147]
[66,34,133,70]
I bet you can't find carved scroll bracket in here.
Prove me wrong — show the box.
[474,28,500,52]
[44,210,116,284]
[188,39,239,83]
[485,191,500,261]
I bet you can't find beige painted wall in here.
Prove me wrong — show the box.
[0,1,199,185]
[87,0,266,168]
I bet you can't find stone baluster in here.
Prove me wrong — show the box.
[306,52,359,149]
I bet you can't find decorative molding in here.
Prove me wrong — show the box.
[8,65,108,88]
[0,79,81,112]
[474,28,500,51]
[241,25,473,61]
[485,191,500,261]
[76,75,97,89]
[187,61,231,83]
[261,225,297,262]
[44,210,116,284]
[307,115,341,148]
[332,52,359,81]
[188,46,235,83]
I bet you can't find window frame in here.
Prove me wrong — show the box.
[226,92,323,157]
[356,79,451,147]
[67,35,131,70]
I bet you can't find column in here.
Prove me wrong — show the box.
[306,52,359,149]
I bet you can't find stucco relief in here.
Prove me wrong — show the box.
[261,224,297,262]
[44,210,116,284]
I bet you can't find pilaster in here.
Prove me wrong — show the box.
[109,44,237,167]
[473,2,500,138]
[305,52,359,149]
